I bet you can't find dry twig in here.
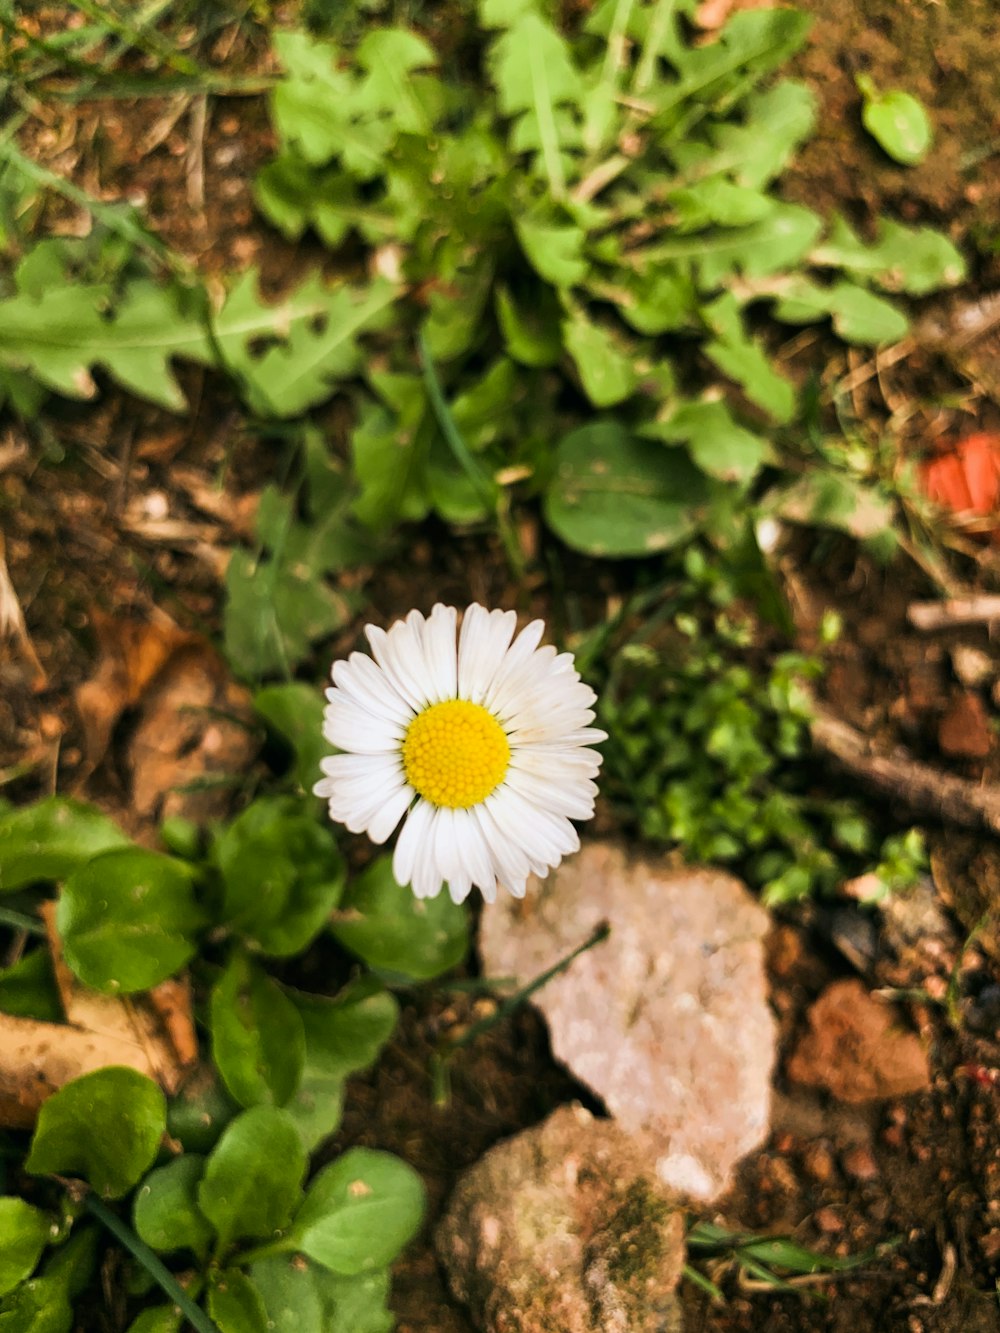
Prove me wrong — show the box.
[811,704,1000,834]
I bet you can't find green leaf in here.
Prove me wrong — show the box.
[653,8,812,129]
[285,984,398,1151]
[810,215,965,295]
[198,1107,306,1251]
[211,953,305,1109]
[253,684,327,796]
[771,277,909,345]
[495,285,562,366]
[350,395,431,532]
[0,797,129,891]
[26,1068,166,1199]
[250,1256,323,1332]
[313,1269,394,1333]
[701,294,796,423]
[515,214,587,288]
[289,1148,425,1275]
[544,420,713,557]
[770,470,894,540]
[0,1276,71,1333]
[562,311,636,407]
[167,1069,239,1157]
[133,1155,213,1257]
[651,400,770,483]
[330,855,469,981]
[0,950,62,1022]
[0,1198,52,1296]
[57,848,205,994]
[488,13,582,193]
[0,279,214,412]
[214,269,398,419]
[355,28,438,135]
[125,1307,183,1333]
[670,178,775,230]
[208,1269,269,1333]
[858,77,932,165]
[224,487,359,680]
[271,32,392,175]
[214,796,345,956]
[707,79,817,188]
[637,202,821,287]
[422,262,493,363]
[255,153,387,250]
[610,268,694,337]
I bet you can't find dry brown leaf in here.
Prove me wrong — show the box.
[73,612,258,833]
[695,0,775,30]
[0,907,199,1129]
[74,611,199,773]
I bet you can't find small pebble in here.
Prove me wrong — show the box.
[802,1141,837,1185]
[950,645,994,688]
[814,1207,844,1234]
[841,1145,879,1182]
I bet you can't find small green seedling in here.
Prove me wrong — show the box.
[857,74,933,165]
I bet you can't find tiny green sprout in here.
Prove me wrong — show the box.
[856,74,933,166]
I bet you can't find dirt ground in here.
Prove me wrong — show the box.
[4,1,1000,1330]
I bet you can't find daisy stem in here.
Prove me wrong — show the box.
[84,1195,217,1333]
[431,921,611,1103]
[416,332,526,580]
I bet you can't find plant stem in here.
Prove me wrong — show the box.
[0,906,46,936]
[447,920,611,1054]
[416,331,526,578]
[84,1195,219,1333]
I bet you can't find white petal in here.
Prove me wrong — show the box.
[475,798,533,889]
[393,798,435,890]
[366,784,415,844]
[489,785,579,870]
[412,806,446,899]
[452,808,497,894]
[458,605,518,703]
[447,874,473,904]
[422,603,458,702]
[366,619,434,712]
[319,751,402,781]
[510,744,605,780]
[331,652,413,724]
[482,620,547,714]
[322,699,404,754]
[489,644,559,723]
[504,766,597,820]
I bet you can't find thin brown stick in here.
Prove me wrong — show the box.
[810,704,1000,834]
[907,595,1000,631]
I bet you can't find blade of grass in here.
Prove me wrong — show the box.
[85,1195,219,1333]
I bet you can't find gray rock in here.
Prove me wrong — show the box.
[479,843,776,1201]
[436,1103,685,1333]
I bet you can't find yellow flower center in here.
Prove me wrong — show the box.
[402,699,510,809]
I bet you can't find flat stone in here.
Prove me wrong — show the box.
[786,978,931,1103]
[436,1104,685,1333]
[479,843,776,1201]
[938,691,992,758]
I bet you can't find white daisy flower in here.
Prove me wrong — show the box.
[314,603,606,904]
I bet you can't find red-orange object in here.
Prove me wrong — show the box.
[920,432,1000,537]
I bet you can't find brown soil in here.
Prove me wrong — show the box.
[4,2,1000,1332]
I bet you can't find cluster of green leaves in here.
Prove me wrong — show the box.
[2,0,966,615]
[581,549,926,903]
[249,0,964,562]
[684,1220,901,1302]
[0,690,468,1328]
[3,1067,421,1332]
